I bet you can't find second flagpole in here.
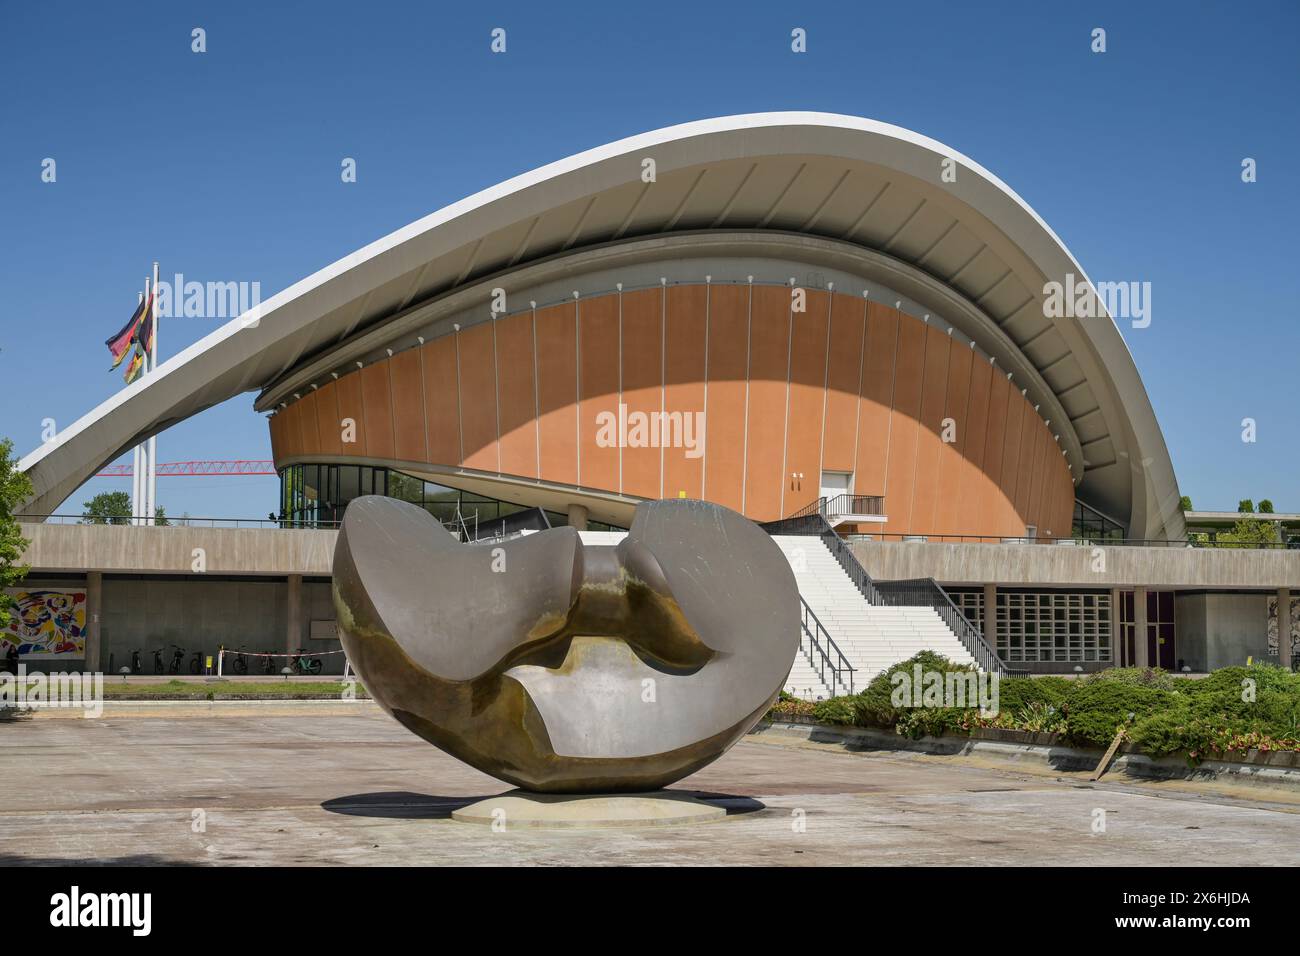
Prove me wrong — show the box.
[147,260,159,523]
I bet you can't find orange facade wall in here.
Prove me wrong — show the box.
[269,285,1074,539]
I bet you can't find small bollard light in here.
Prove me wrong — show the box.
[1182,665,1192,674]
[119,666,131,683]
[1073,665,1084,674]
[281,666,292,681]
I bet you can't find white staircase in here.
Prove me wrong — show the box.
[771,535,976,699]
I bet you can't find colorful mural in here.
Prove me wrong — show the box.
[2,590,87,658]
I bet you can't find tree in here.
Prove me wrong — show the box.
[1258,499,1275,514]
[1217,516,1279,548]
[1179,495,1193,512]
[0,438,34,629]
[1237,499,1255,514]
[81,491,132,525]
[154,506,169,527]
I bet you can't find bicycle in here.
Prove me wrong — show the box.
[130,648,142,674]
[168,645,185,675]
[225,645,249,675]
[153,648,165,674]
[262,652,278,675]
[188,650,204,675]
[290,647,323,676]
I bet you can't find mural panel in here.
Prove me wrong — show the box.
[2,590,87,658]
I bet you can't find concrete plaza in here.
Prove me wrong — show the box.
[3,705,1298,866]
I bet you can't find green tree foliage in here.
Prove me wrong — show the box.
[0,438,35,628]
[79,492,168,526]
[81,491,132,525]
[1217,516,1279,548]
[1178,495,1193,512]
[1258,499,1275,514]
[1238,499,1255,514]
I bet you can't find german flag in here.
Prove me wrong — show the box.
[106,291,153,369]
[123,343,146,385]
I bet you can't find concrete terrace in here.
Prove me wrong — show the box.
[3,706,1299,866]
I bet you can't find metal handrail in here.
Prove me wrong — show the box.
[819,519,886,606]
[17,514,344,529]
[786,493,885,522]
[787,496,828,520]
[841,531,1297,550]
[798,597,855,696]
[825,493,885,518]
[874,578,1010,676]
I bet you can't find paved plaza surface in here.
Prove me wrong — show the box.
[3,706,1298,866]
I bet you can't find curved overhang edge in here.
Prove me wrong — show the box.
[17,112,1182,537]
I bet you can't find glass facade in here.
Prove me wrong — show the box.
[949,587,1113,664]
[1072,499,1126,542]
[276,463,624,532]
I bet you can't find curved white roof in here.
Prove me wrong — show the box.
[19,112,1184,539]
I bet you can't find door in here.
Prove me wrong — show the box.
[820,471,851,504]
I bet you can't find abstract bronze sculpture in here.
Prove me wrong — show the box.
[333,496,798,793]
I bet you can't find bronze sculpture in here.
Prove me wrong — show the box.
[333,496,798,793]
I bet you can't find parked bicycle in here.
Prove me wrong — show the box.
[224,645,249,675]
[290,647,323,676]
[189,649,204,675]
[168,645,186,675]
[130,648,142,674]
[152,648,165,674]
[262,651,278,675]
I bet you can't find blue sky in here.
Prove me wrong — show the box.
[1,0,1296,519]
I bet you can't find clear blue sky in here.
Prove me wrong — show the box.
[1,0,1296,519]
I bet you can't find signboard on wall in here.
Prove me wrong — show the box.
[2,590,87,658]
[310,619,339,641]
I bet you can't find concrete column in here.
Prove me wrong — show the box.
[982,583,997,649]
[84,571,102,674]
[286,574,303,657]
[1134,587,1149,668]
[1280,588,1293,670]
[1109,587,1121,667]
[567,503,589,531]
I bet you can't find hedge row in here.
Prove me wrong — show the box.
[770,652,1300,763]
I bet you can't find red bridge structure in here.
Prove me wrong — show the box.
[95,460,276,477]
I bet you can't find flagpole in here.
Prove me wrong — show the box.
[147,260,159,524]
[132,291,144,526]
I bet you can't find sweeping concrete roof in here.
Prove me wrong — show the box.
[18,112,1184,539]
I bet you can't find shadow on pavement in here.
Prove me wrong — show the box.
[322,789,766,818]
[321,791,474,819]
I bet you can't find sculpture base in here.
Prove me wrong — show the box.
[451,789,726,830]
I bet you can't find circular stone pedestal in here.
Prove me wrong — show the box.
[451,790,726,829]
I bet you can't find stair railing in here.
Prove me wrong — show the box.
[798,596,856,696]
[873,578,1011,676]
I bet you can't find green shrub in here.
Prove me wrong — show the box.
[854,650,979,728]
[895,706,969,739]
[811,696,858,725]
[996,676,1075,715]
[1083,666,1177,691]
[1064,681,1173,747]
[1013,700,1067,733]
